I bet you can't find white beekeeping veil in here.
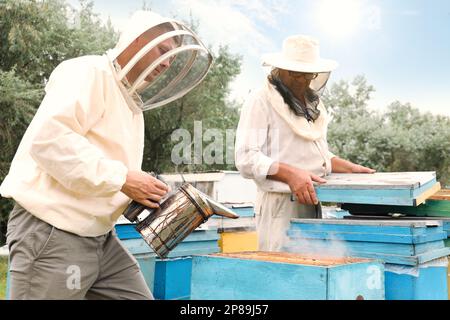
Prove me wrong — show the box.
[107,11,213,112]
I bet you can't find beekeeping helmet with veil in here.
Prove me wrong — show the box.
[107,11,213,112]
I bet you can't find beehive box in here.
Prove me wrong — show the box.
[316,172,440,206]
[153,257,192,300]
[383,257,448,300]
[343,216,450,300]
[342,215,450,248]
[191,252,385,300]
[287,219,450,265]
[287,218,450,300]
[218,230,258,253]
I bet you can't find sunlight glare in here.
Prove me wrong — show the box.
[317,0,362,38]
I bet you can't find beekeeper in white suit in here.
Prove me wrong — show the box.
[235,35,374,252]
[0,10,212,300]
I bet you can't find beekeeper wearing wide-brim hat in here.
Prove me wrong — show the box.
[235,35,375,252]
[1,10,212,299]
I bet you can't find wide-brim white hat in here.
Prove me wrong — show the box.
[262,35,338,73]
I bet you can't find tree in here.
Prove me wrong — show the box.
[323,76,450,186]
[0,0,117,86]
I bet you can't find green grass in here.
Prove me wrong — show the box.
[0,256,7,300]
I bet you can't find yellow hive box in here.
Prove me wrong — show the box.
[219,231,258,253]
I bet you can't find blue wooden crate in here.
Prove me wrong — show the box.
[287,219,450,300]
[153,257,192,300]
[115,223,141,240]
[385,259,449,300]
[191,252,385,300]
[316,172,438,206]
[211,206,254,218]
[343,215,450,246]
[339,216,450,299]
[287,219,450,266]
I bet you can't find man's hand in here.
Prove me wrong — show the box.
[286,168,326,205]
[120,171,169,208]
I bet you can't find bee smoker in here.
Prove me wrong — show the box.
[122,173,239,258]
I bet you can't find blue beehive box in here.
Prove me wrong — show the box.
[287,219,450,300]
[153,257,192,300]
[191,252,385,300]
[115,223,220,300]
[315,172,439,206]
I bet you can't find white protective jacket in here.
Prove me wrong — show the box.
[235,80,336,193]
[0,54,144,236]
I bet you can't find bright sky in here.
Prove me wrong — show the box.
[69,0,450,116]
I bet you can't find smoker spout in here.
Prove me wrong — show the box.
[205,197,239,219]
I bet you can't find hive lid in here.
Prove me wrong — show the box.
[317,172,436,190]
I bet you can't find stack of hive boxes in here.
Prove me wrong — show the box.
[288,171,449,300]
[341,188,450,299]
[286,218,450,299]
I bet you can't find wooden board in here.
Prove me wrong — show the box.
[430,189,450,201]
[414,182,442,206]
[286,236,445,256]
[291,218,442,228]
[287,229,448,244]
[343,216,450,246]
[318,172,436,190]
[213,251,370,266]
[286,240,450,266]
